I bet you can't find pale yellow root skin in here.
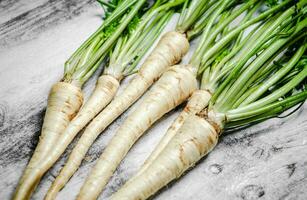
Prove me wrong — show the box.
[13,82,83,200]
[77,65,197,200]
[139,90,212,174]
[72,75,119,131]
[45,31,189,200]
[15,75,119,200]
[111,115,219,200]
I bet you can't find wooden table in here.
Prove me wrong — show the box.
[0,1,306,199]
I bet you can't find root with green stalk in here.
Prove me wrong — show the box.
[75,0,281,199]
[13,0,149,199]
[46,2,216,194]
[43,0,190,199]
[44,8,174,200]
[111,2,307,199]
[139,0,301,171]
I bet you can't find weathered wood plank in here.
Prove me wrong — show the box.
[0,0,96,47]
[0,0,48,24]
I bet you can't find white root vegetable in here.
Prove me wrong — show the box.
[52,75,119,155]
[14,75,119,200]
[45,31,189,200]
[72,75,120,128]
[111,114,219,200]
[138,89,212,174]
[13,82,83,200]
[77,64,197,200]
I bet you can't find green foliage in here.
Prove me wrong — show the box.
[63,0,148,85]
[265,0,278,7]
[126,14,141,34]
[97,0,122,19]
[215,49,230,63]
[100,20,120,41]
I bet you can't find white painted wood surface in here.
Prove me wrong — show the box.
[0,1,306,200]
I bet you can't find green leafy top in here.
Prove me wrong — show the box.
[176,0,211,33]
[126,14,141,34]
[63,0,186,86]
[200,1,307,131]
[186,0,268,75]
[265,0,279,7]
[63,0,148,87]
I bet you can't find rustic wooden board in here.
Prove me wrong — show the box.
[0,1,306,200]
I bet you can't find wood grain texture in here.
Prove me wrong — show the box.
[0,0,96,47]
[0,1,306,200]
